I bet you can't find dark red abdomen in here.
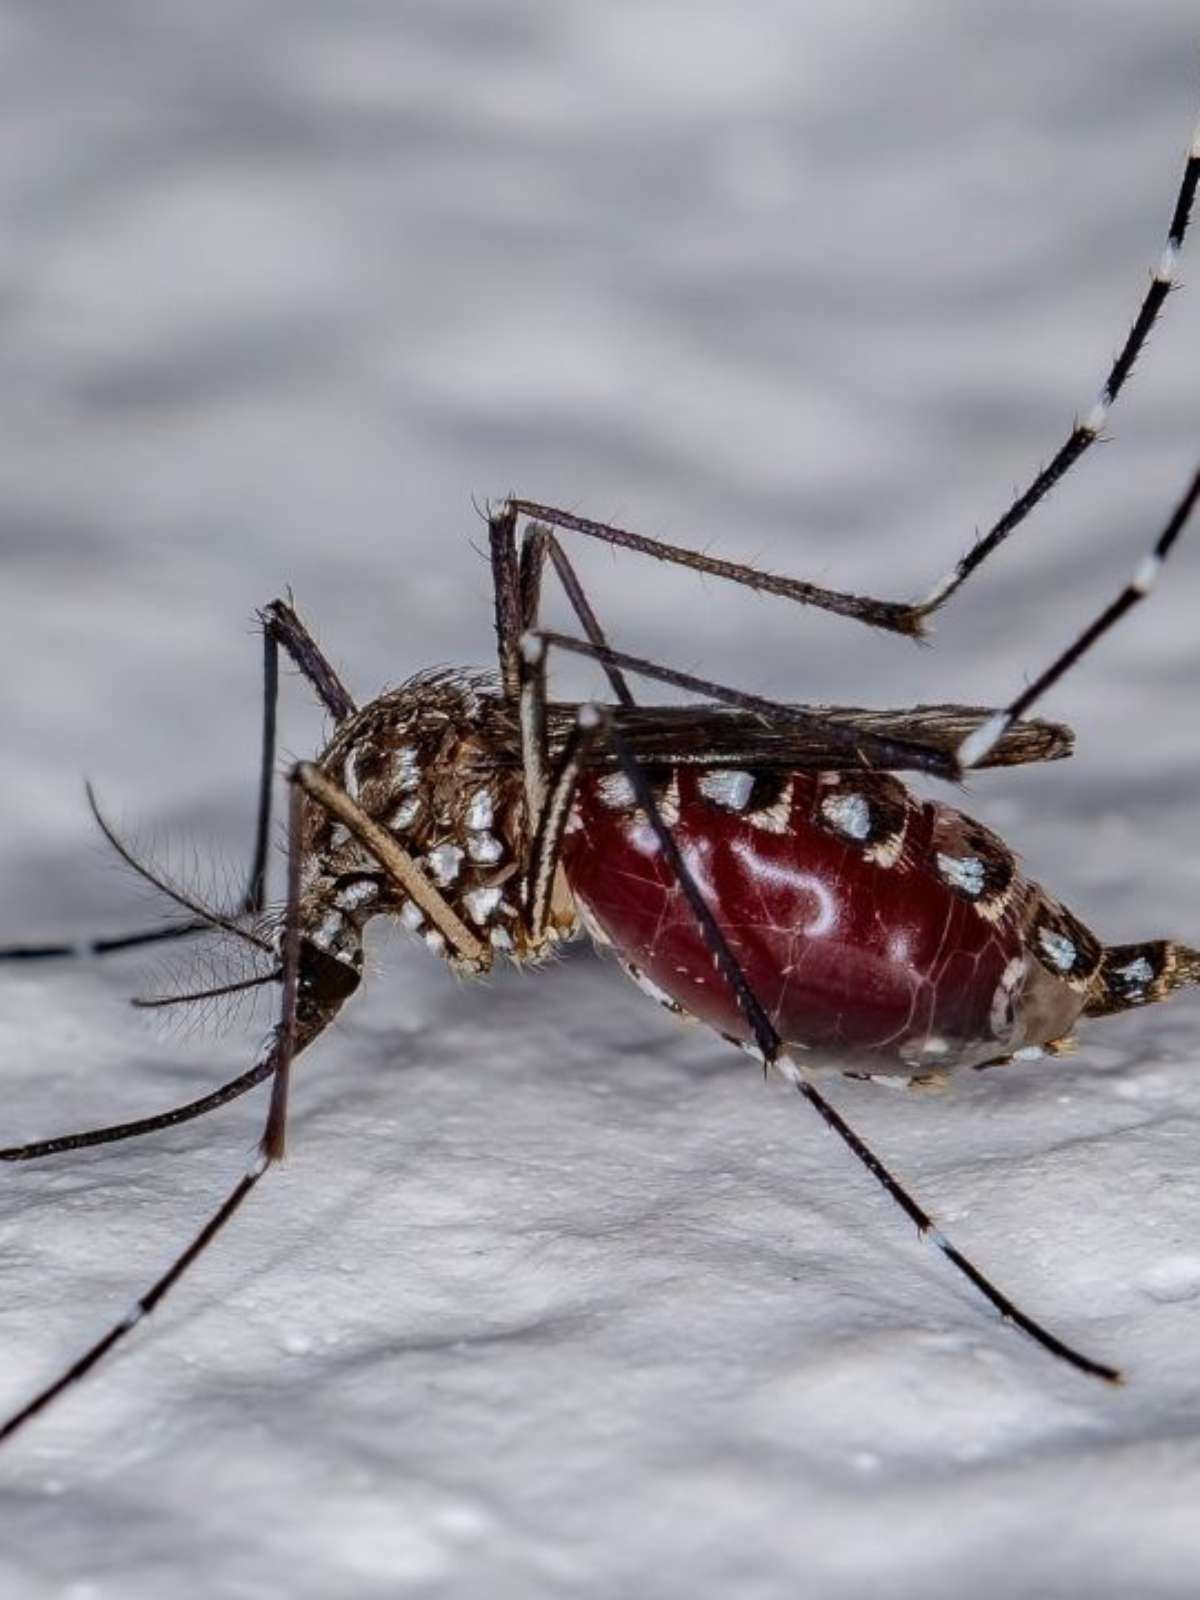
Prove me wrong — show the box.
[562,767,1096,1074]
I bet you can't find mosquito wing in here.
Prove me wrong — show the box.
[542,702,1074,773]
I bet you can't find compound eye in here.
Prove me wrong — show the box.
[297,938,362,1010]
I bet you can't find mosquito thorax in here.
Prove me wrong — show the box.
[297,667,578,974]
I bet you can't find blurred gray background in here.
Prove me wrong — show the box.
[2,4,1199,1598]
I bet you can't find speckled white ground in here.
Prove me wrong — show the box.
[2,4,1200,1597]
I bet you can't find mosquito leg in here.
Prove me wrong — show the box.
[503,116,1200,640]
[243,614,281,917]
[489,502,525,698]
[0,599,356,966]
[517,519,549,635]
[513,524,570,818]
[537,531,637,709]
[512,525,638,825]
[0,1157,270,1446]
[291,763,487,966]
[505,512,1068,774]
[958,461,1200,769]
[579,704,1119,1383]
[506,498,924,637]
[917,120,1200,622]
[512,527,638,892]
[513,516,638,702]
[509,519,1048,776]
[0,1051,279,1164]
[258,781,305,1160]
[523,559,1116,1377]
[521,530,1068,780]
[529,572,1117,1374]
[242,599,358,918]
[258,598,357,727]
[524,707,602,939]
[518,633,551,822]
[0,923,212,962]
[517,515,1063,774]
[0,773,319,1446]
[523,527,866,923]
[518,535,1062,962]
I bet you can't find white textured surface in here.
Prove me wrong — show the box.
[3,5,1200,1597]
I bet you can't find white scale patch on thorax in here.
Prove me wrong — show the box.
[395,745,423,793]
[390,793,421,831]
[465,789,494,831]
[462,885,504,926]
[311,909,348,953]
[466,831,504,865]
[334,880,378,911]
[424,843,464,887]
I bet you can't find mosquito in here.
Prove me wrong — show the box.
[2,112,1199,1445]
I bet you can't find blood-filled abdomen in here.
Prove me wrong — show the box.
[561,766,1100,1074]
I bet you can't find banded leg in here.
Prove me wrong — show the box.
[0,599,356,964]
[523,700,602,941]
[918,118,1200,620]
[511,533,961,926]
[498,516,1032,781]
[954,458,1200,1022]
[594,706,1118,1381]
[510,527,1074,960]
[0,746,420,1442]
[0,782,314,1445]
[521,456,1200,785]
[519,563,1120,1380]
[494,114,1200,643]
[958,461,1200,768]
[497,513,640,824]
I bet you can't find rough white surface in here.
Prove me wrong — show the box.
[3,4,1200,1597]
